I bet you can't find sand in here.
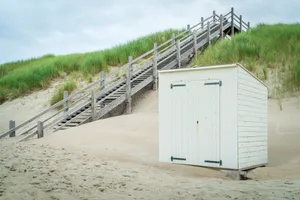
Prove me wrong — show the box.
[1,90,300,199]
[0,85,56,134]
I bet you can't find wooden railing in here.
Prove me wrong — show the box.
[0,7,250,141]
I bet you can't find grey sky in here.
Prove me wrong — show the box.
[0,0,299,64]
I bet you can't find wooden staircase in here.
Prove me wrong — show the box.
[0,8,250,141]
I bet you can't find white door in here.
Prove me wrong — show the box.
[170,82,192,163]
[189,79,221,167]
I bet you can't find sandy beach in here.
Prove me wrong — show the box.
[1,90,300,199]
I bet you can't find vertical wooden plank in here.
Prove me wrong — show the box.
[201,17,204,29]
[9,120,15,137]
[100,71,105,90]
[37,121,44,139]
[220,14,224,39]
[187,24,191,35]
[99,71,105,114]
[207,22,211,45]
[213,10,216,22]
[240,15,243,32]
[172,33,175,46]
[126,56,132,114]
[176,41,181,68]
[63,91,68,113]
[231,7,234,36]
[91,90,96,121]
[153,43,158,90]
[193,30,197,55]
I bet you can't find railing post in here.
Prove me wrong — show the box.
[99,71,105,114]
[126,56,132,114]
[63,91,68,113]
[37,121,44,139]
[172,33,175,46]
[201,17,204,29]
[248,22,250,29]
[91,90,96,121]
[9,120,15,137]
[193,30,197,55]
[213,10,216,22]
[240,15,243,32]
[220,14,224,39]
[187,24,191,35]
[207,22,211,45]
[176,41,181,68]
[231,7,234,36]
[100,71,105,90]
[153,43,158,90]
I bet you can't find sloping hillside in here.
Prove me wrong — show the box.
[0,29,182,104]
[191,23,300,99]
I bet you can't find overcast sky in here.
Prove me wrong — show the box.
[0,0,299,64]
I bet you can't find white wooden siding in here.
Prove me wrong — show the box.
[237,67,268,169]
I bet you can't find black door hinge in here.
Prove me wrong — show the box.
[171,156,186,161]
[170,83,186,89]
[204,81,222,86]
[205,160,222,166]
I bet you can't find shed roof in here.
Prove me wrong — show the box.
[158,63,268,89]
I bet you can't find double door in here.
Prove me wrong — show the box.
[170,79,221,166]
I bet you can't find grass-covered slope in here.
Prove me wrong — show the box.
[0,29,182,104]
[191,23,300,95]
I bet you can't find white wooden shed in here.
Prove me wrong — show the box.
[158,63,268,170]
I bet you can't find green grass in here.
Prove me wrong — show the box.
[0,28,182,104]
[50,80,77,106]
[191,23,300,92]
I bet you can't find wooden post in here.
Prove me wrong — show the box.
[126,56,132,114]
[193,30,197,55]
[248,22,250,29]
[100,71,105,90]
[91,90,96,121]
[37,121,44,139]
[172,33,175,46]
[240,15,243,32]
[63,91,68,113]
[187,24,191,35]
[201,17,204,29]
[99,71,105,112]
[9,120,15,137]
[176,41,181,68]
[231,7,234,36]
[220,14,224,39]
[213,10,216,22]
[207,22,211,45]
[153,43,158,90]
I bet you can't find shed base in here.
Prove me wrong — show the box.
[221,164,267,180]
[220,170,248,180]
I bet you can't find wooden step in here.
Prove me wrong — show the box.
[70,119,87,123]
[109,96,122,99]
[80,113,92,117]
[104,97,117,100]
[114,92,126,95]
[64,123,79,127]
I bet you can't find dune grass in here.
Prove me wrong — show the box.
[50,80,77,106]
[0,28,182,104]
[191,23,300,92]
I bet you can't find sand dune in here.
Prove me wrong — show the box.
[1,90,300,199]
